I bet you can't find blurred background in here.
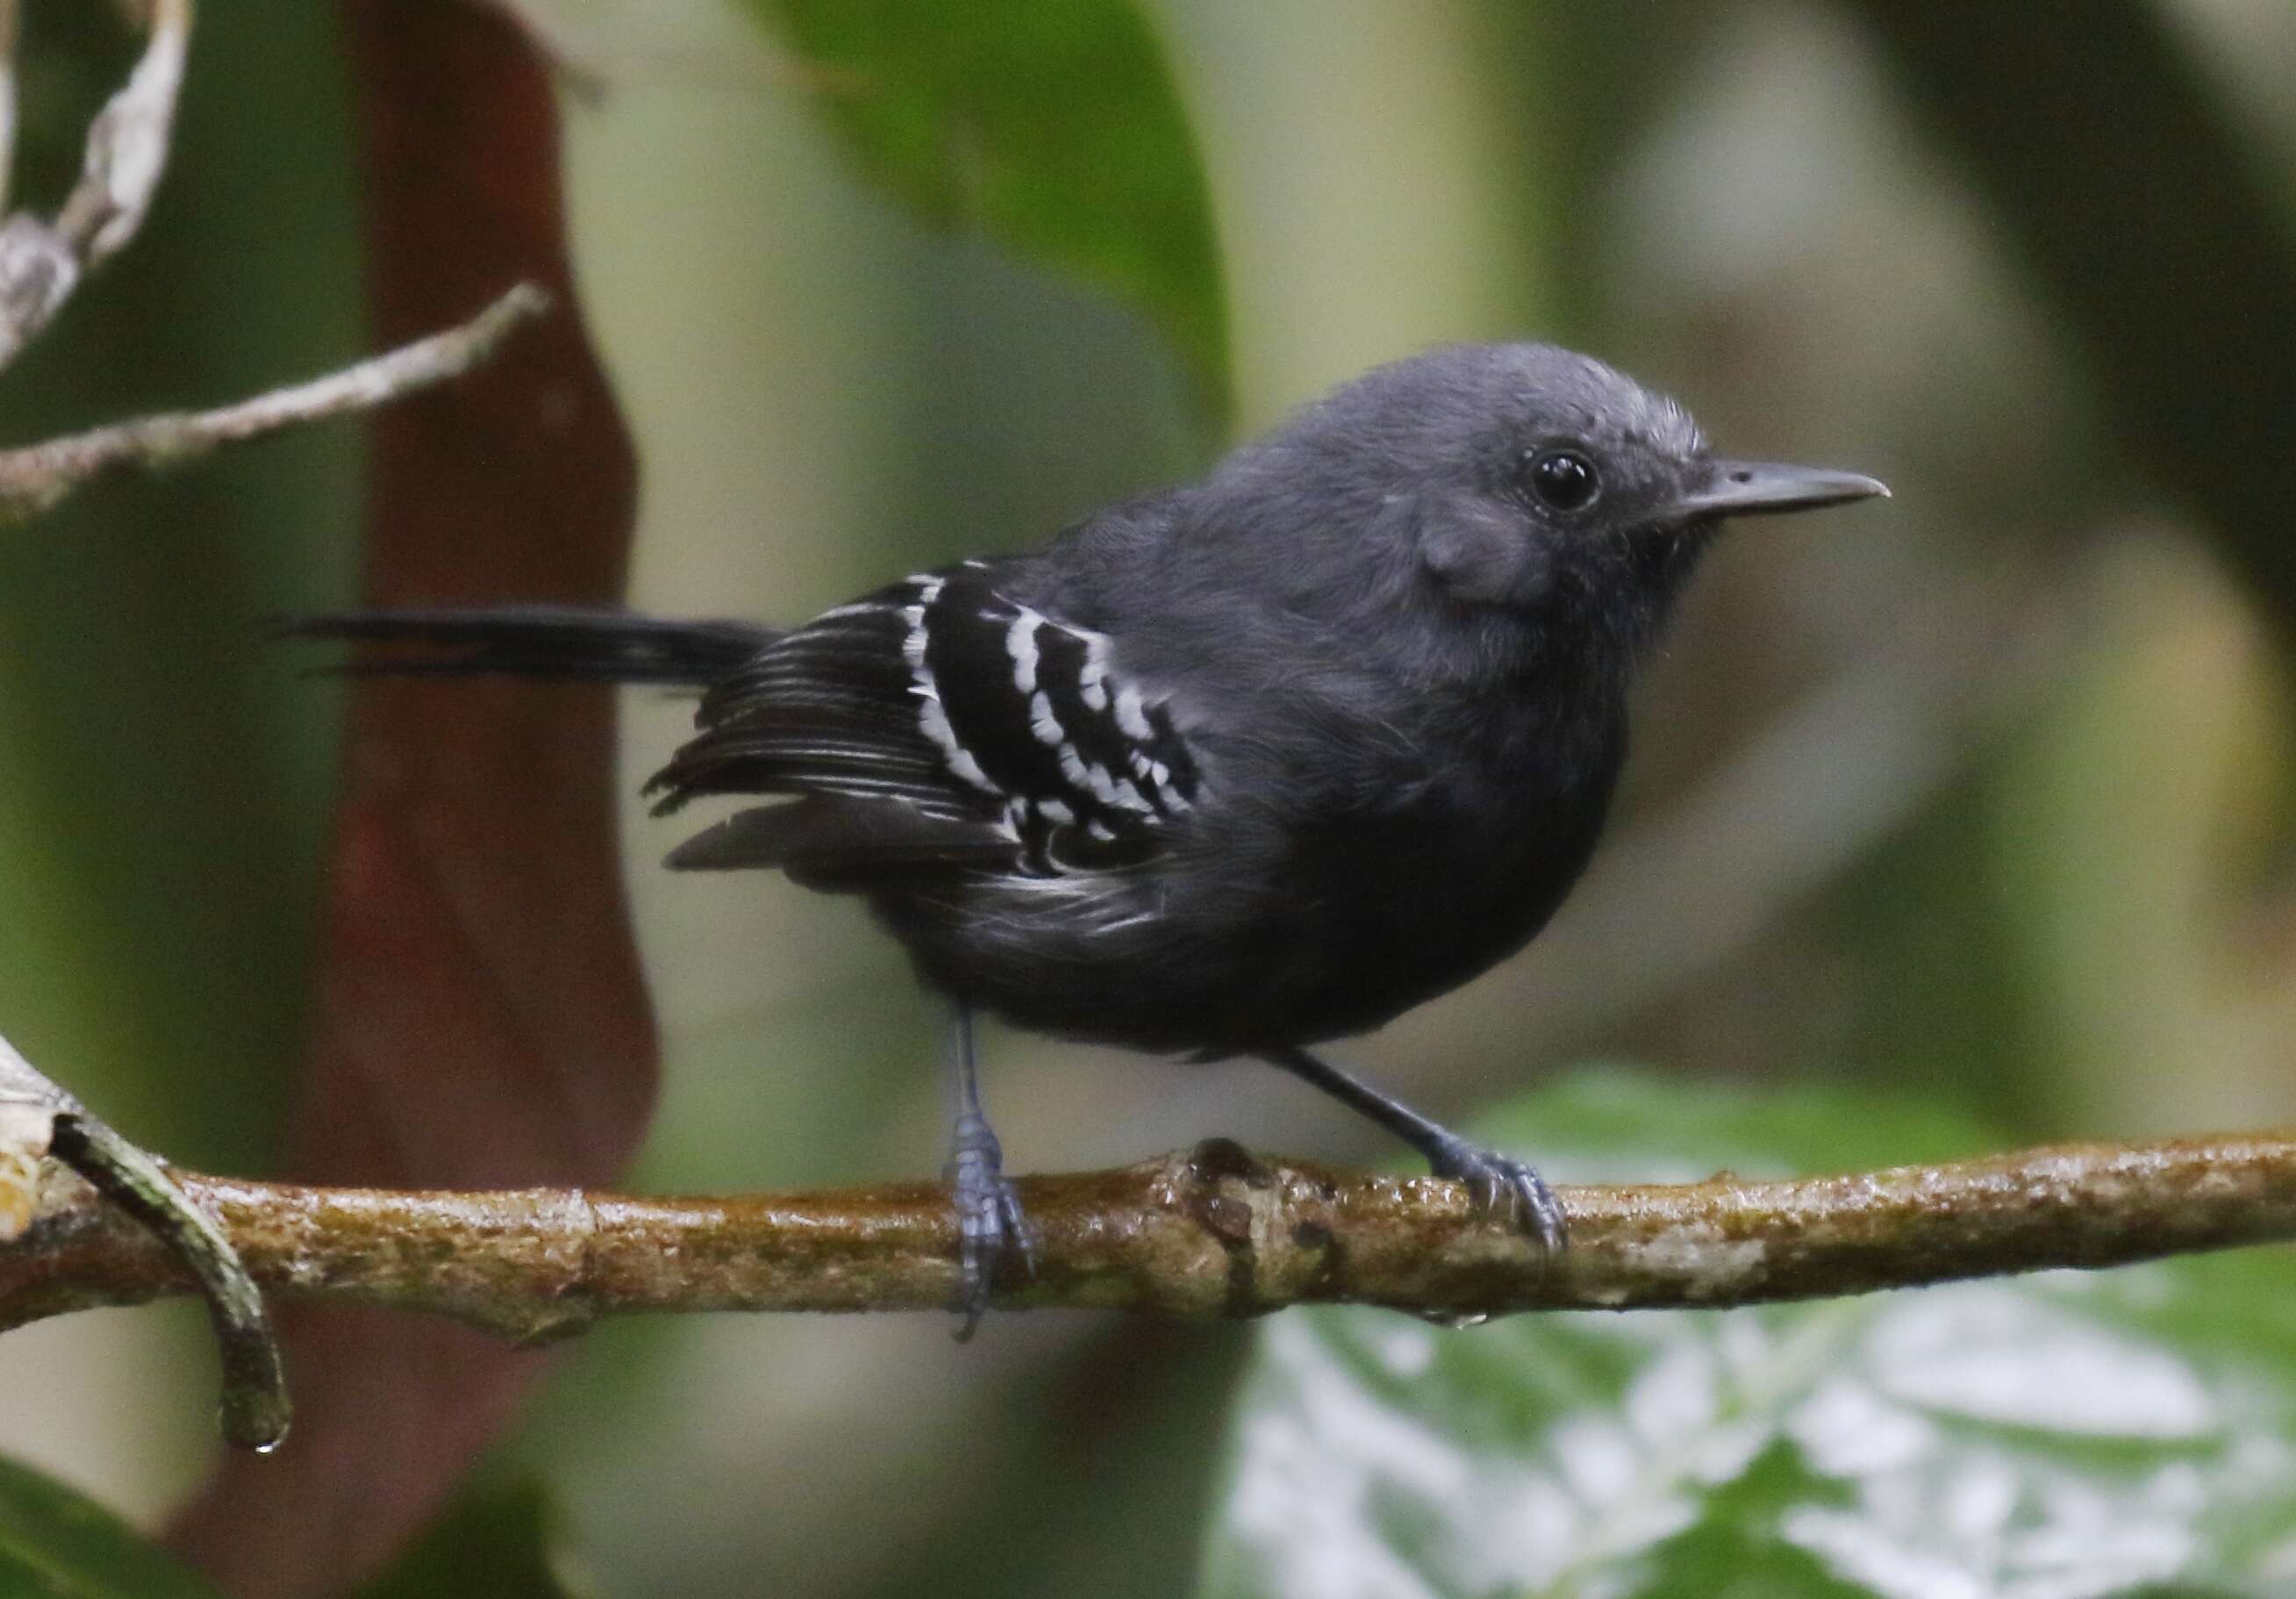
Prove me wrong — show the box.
[1,0,2293,1593]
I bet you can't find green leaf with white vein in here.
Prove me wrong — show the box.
[1199,1070,2296,1598]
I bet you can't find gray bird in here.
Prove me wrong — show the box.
[290,342,1886,1333]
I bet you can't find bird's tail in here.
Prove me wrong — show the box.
[276,606,777,685]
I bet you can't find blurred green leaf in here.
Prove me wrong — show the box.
[1200,1070,2296,1597]
[357,1481,590,1599]
[739,0,1229,422]
[0,1454,224,1598]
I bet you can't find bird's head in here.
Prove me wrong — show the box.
[1267,343,1886,645]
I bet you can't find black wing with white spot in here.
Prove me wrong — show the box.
[647,563,1205,877]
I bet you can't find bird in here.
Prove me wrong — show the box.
[287,342,1885,1335]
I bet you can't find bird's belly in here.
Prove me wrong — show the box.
[1262,810,1599,1043]
[871,790,1606,1055]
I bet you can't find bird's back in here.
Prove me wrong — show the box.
[857,485,1632,1053]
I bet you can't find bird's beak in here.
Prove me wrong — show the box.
[1670,459,1890,521]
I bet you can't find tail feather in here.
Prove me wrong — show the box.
[277,606,776,685]
[665,795,1013,880]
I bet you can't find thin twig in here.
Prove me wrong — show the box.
[57,0,192,258]
[0,282,552,524]
[0,0,191,370]
[0,1032,285,1449]
[5,1132,2294,1352]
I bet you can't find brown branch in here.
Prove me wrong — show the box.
[0,282,552,524]
[7,1131,2295,1365]
[0,1032,285,1449]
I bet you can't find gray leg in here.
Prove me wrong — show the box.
[1259,1045,1566,1254]
[944,1000,1034,1338]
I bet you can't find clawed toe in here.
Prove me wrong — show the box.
[1430,1137,1567,1256]
[949,1162,1036,1340]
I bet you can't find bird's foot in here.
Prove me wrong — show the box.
[945,1113,1036,1340]
[1427,1136,1567,1256]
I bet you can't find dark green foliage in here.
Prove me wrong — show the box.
[357,1481,588,1599]
[742,0,1229,422]
[0,1454,223,1598]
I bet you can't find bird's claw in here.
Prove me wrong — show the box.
[1429,1137,1567,1257]
[947,1117,1036,1340]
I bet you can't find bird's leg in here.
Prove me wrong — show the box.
[943,1000,1034,1337]
[1258,1046,1566,1254]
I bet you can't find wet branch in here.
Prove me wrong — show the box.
[0,1034,284,1450]
[4,1130,2293,1396]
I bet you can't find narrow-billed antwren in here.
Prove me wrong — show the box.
[290,343,1885,1333]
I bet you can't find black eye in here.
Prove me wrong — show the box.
[1525,448,1599,512]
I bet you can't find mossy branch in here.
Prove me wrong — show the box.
[4,1129,2294,1435]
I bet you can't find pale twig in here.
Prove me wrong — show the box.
[0,0,191,369]
[4,1131,2293,1353]
[0,282,552,525]
[0,1032,284,1450]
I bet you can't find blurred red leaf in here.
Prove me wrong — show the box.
[166,4,655,1592]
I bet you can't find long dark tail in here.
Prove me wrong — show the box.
[277,606,778,685]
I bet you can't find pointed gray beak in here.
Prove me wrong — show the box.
[1671,459,1890,521]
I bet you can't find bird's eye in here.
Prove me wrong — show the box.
[1524,448,1599,513]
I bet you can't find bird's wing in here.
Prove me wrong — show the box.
[648,563,1205,878]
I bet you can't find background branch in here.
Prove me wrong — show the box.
[4,1129,2293,1434]
[0,281,550,524]
[0,0,190,370]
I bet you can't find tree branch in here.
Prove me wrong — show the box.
[0,281,552,524]
[5,1131,2293,1400]
[0,0,191,370]
[0,1033,285,1450]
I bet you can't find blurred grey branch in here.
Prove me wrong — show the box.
[0,0,548,526]
[0,281,552,523]
[4,1129,2293,1433]
[0,1032,285,1450]
[0,0,190,370]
